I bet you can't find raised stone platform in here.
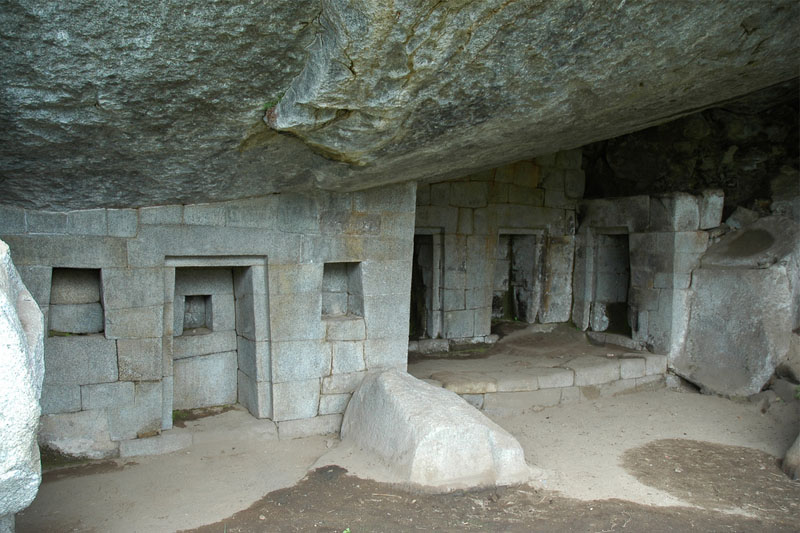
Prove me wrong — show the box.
[408,324,668,415]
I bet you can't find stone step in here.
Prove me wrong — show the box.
[414,353,668,415]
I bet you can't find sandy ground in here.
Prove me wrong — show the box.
[18,384,799,532]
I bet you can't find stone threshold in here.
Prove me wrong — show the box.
[414,352,668,415]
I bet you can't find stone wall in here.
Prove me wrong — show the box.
[415,150,582,343]
[0,183,415,457]
[574,192,723,355]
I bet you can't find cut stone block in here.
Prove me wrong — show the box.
[483,388,562,414]
[363,338,408,370]
[105,305,163,339]
[40,384,81,415]
[278,414,342,439]
[0,205,26,234]
[429,371,498,394]
[272,379,320,422]
[649,193,700,232]
[38,410,118,459]
[107,209,138,237]
[26,211,66,234]
[237,371,272,419]
[101,268,164,310]
[44,335,118,385]
[725,206,759,229]
[119,432,192,458]
[642,353,668,375]
[173,330,237,360]
[81,381,134,411]
[565,356,620,386]
[322,372,365,394]
[271,340,331,383]
[342,370,531,489]
[236,336,270,382]
[325,316,366,341]
[15,266,52,308]
[619,357,646,379]
[117,338,162,381]
[173,351,237,410]
[48,302,104,334]
[494,372,539,392]
[699,189,724,229]
[331,341,365,374]
[319,393,351,415]
[535,367,574,389]
[106,381,163,441]
[67,209,107,236]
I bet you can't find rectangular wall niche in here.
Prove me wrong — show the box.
[166,256,271,420]
[492,234,542,323]
[591,233,632,336]
[49,268,104,335]
[322,262,363,318]
[173,267,238,410]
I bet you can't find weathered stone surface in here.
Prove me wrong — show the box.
[48,303,104,334]
[173,351,237,410]
[676,267,794,397]
[341,370,531,490]
[0,239,44,522]
[700,216,800,270]
[583,81,799,211]
[38,410,118,460]
[1,1,797,209]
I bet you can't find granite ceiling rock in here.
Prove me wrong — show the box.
[1,0,798,210]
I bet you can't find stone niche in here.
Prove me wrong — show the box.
[321,262,363,318]
[170,264,262,413]
[409,231,443,341]
[573,192,721,354]
[0,182,416,457]
[414,150,582,344]
[49,268,104,335]
[492,232,544,323]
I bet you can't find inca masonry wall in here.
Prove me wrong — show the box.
[414,150,584,343]
[0,183,416,457]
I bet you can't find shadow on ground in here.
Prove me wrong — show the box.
[186,454,799,533]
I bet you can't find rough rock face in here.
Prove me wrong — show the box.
[583,80,799,212]
[341,369,531,490]
[1,0,798,210]
[0,239,45,528]
[673,217,800,396]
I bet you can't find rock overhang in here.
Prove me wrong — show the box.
[0,0,797,210]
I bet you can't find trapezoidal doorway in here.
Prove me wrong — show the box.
[409,231,444,341]
[591,232,632,337]
[492,232,544,323]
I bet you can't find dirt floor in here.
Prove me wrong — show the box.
[17,326,800,532]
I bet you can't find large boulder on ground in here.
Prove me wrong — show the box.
[341,369,531,490]
[673,217,800,396]
[0,240,45,531]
